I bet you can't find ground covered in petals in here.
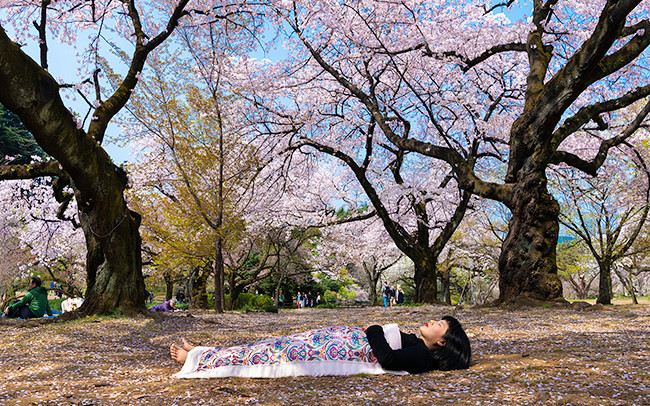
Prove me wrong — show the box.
[0,303,648,406]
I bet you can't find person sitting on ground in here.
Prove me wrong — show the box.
[169,315,470,378]
[3,277,53,319]
[150,298,177,312]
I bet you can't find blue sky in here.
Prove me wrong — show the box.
[6,0,530,165]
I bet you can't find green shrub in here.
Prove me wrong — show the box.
[253,294,274,309]
[235,292,256,309]
[323,290,337,303]
[261,304,278,313]
[49,298,65,312]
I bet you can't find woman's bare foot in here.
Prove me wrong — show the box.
[181,338,195,352]
[170,343,188,365]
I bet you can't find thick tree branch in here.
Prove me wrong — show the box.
[292,139,416,250]
[542,0,643,113]
[0,160,62,180]
[586,19,650,85]
[87,0,190,144]
[552,84,650,145]
[442,43,528,72]
[551,99,650,175]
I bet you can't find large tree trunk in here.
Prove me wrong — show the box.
[597,260,613,305]
[362,261,380,306]
[440,267,451,305]
[79,206,145,315]
[498,178,564,303]
[273,273,284,307]
[226,275,245,311]
[163,271,175,301]
[413,259,437,303]
[191,265,210,309]
[0,28,147,315]
[213,236,225,312]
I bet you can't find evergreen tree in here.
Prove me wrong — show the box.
[0,103,47,164]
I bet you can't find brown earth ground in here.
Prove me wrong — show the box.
[0,303,648,406]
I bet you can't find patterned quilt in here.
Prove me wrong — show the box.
[174,325,406,378]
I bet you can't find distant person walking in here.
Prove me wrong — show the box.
[396,285,405,304]
[381,283,389,307]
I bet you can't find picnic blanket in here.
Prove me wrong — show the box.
[174,324,407,378]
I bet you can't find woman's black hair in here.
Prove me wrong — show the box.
[431,315,471,371]
[31,276,42,287]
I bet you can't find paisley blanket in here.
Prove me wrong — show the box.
[174,324,407,378]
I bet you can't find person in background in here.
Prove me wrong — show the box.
[381,283,389,307]
[151,298,177,312]
[4,276,53,319]
[389,286,396,307]
[396,285,405,304]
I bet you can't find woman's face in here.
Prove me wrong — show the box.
[419,319,449,349]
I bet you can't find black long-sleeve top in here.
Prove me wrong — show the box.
[365,325,438,374]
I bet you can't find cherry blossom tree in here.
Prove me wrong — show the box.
[614,251,650,303]
[313,214,403,306]
[240,0,650,304]
[556,239,598,300]
[0,0,262,314]
[0,179,86,299]
[552,144,650,304]
[234,49,477,302]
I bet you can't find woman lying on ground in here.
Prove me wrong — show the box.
[150,298,177,312]
[169,315,470,378]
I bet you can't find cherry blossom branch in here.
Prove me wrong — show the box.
[481,0,517,15]
[585,18,650,85]
[552,84,650,145]
[87,0,191,143]
[385,1,527,71]
[438,43,528,72]
[291,138,416,250]
[551,99,650,175]
[541,1,645,115]
[610,147,650,257]
[32,0,51,69]
[286,15,512,205]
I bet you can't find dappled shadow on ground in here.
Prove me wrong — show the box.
[0,305,648,405]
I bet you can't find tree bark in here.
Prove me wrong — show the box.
[597,260,613,305]
[226,273,245,311]
[413,258,438,303]
[213,236,225,312]
[440,267,451,305]
[498,177,564,303]
[191,265,210,309]
[163,271,175,301]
